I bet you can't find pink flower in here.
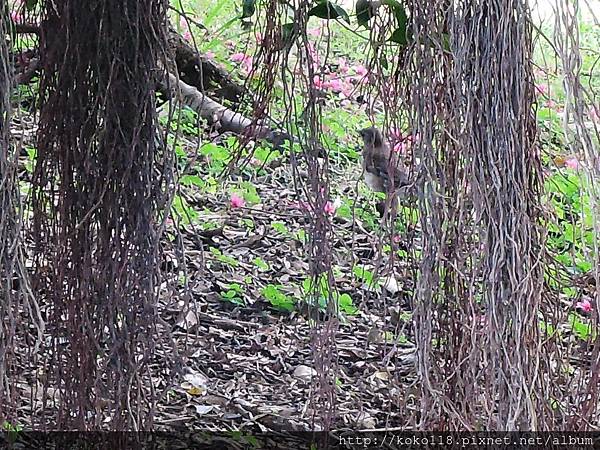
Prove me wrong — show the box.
[353,65,368,77]
[390,130,414,153]
[307,27,322,37]
[393,142,406,153]
[313,76,325,89]
[389,128,403,141]
[231,53,253,73]
[590,107,599,122]
[231,52,246,62]
[535,84,549,96]
[326,78,344,92]
[10,11,21,23]
[323,198,342,216]
[205,51,215,59]
[340,83,354,98]
[564,157,579,169]
[183,31,192,41]
[337,57,348,74]
[230,193,246,208]
[323,202,336,215]
[576,298,593,313]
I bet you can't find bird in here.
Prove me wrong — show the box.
[359,127,410,214]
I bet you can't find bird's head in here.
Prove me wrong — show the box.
[359,127,383,148]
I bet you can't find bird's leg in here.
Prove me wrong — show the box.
[379,193,398,237]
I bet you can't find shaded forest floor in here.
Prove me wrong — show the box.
[10,104,419,431]
[152,127,419,431]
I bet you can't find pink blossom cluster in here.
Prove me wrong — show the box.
[312,58,368,98]
[230,52,254,74]
[535,82,563,111]
[179,17,193,42]
[288,197,341,216]
[230,193,246,208]
[576,297,593,313]
[10,0,24,23]
[389,129,416,153]
[564,157,578,170]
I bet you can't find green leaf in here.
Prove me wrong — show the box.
[240,181,261,204]
[262,285,295,312]
[281,23,296,47]
[384,0,409,45]
[241,0,256,18]
[180,175,204,187]
[568,313,592,341]
[25,0,37,10]
[442,32,451,52]
[380,54,389,70]
[389,25,408,45]
[308,1,350,23]
[172,195,199,224]
[381,0,406,23]
[271,221,289,235]
[338,293,358,315]
[355,0,375,27]
[252,257,270,271]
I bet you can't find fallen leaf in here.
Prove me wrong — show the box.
[175,309,198,331]
[186,386,206,396]
[293,365,316,382]
[194,405,214,415]
[381,274,401,294]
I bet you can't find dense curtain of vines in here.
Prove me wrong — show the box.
[253,0,599,429]
[31,0,173,429]
[0,1,18,422]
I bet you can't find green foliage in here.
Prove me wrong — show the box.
[338,292,358,315]
[201,142,231,174]
[294,229,308,244]
[352,264,374,286]
[239,181,261,205]
[568,313,595,342]
[356,0,376,28]
[228,431,261,448]
[221,283,245,306]
[252,256,270,271]
[25,147,36,174]
[301,274,359,316]
[209,247,239,268]
[539,320,556,338]
[241,0,256,19]
[253,145,282,166]
[308,1,350,23]
[2,421,22,432]
[178,107,201,135]
[172,195,199,224]
[271,221,289,235]
[2,420,22,445]
[262,284,295,312]
[545,171,594,276]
